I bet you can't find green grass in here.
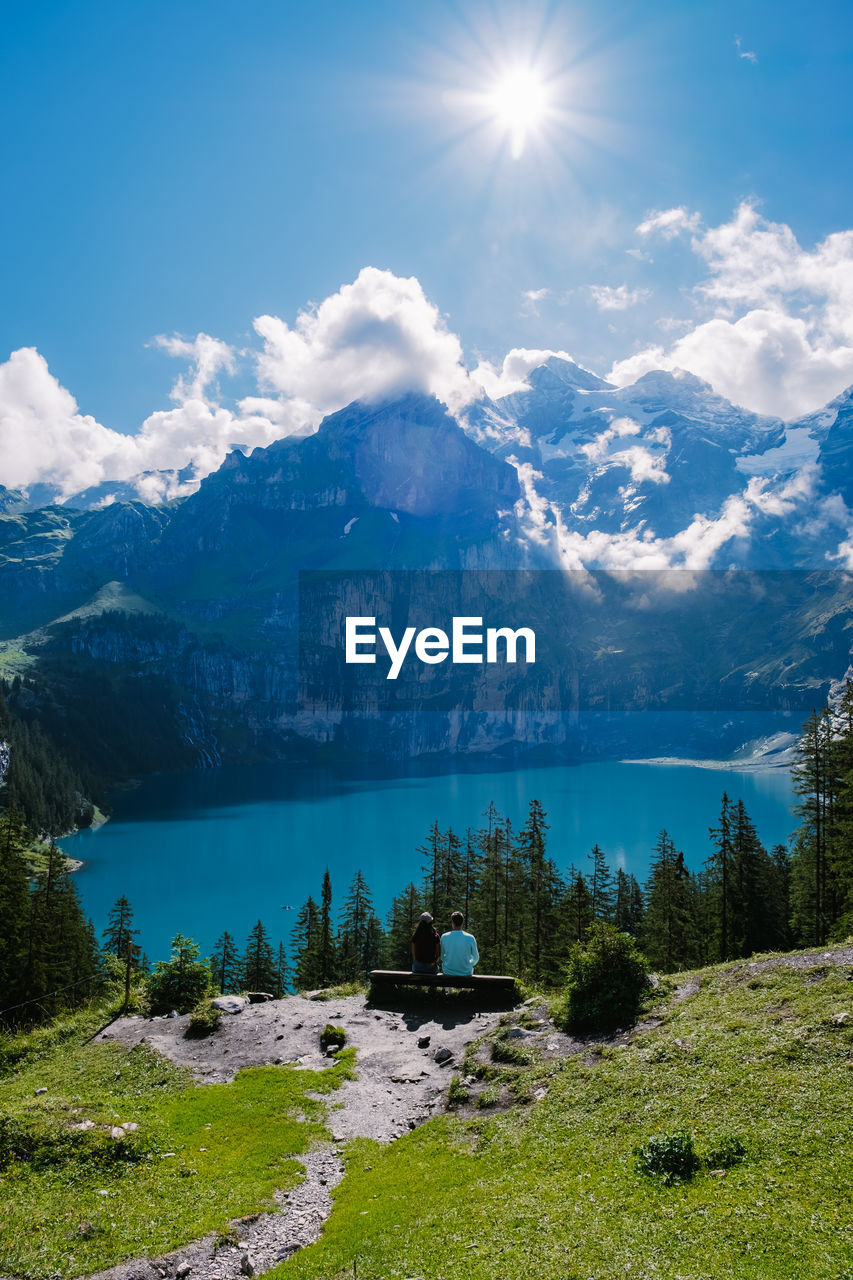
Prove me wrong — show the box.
[269,952,853,1280]
[0,1003,356,1278]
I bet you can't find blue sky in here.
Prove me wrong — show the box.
[2,0,853,497]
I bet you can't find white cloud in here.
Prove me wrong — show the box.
[581,417,670,485]
[521,287,550,314]
[735,36,758,63]
[0,346,283,503]
[0,269,485,503]
[589,284,650,312]
[470,346,576,399]
[152,333,237,405]
[613,203,853,418]
[252,266,475,419]
[514,457,749,569]
[636,207,701,240]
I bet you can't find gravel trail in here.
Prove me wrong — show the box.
[78,993,507,1280]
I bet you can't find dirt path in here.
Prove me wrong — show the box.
[81,993,507,1280]
[72,944,853,1279]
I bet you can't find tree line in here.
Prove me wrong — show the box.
[3,684,853,1024]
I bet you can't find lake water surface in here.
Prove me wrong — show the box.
[62,760,797,964]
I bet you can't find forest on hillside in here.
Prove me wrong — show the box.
[1,686,852,1026]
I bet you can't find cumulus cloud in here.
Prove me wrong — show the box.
[514,456,749,570]
[0,346,282,503]
[612,203,853,418]
[589,284,650,312]
[252,266,475,420]
[580,417,670,486]
[152,333,237,405]
[636,206,701,240]
[0,269,490,503]
[469,346,577,399]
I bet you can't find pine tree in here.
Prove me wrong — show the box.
[147,933,210,1013]
[614,869,644,936]
[790,709,832,944]
[273,941,288,997]
[210,930,241,993]
[518,800,551,981]
[102,896,139,963]
[0,805,31,1013]
[318,869,336,987]
[588,844,616,923]
[384,882,424,969]
[242,919,277,992]
[560,869,593,947]
[338,870,380,979]
[643,831,694,971]
[291,897,321,990]
[707,793,736,960]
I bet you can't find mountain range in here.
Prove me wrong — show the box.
[1,360,851,776]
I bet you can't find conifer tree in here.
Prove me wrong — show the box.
[273,941,288,998]
[0,805,31,1012]
[588,844,616,923]
[613,869,644,936]
[318,869,337,987]
[384,882,424,968]
[643,831,694,971]
[291,897,321,990]
[707,793,736,960]
[242,919,277,992]
[210,930,241,993]
[338,870,381,978]
[102,896,139,962]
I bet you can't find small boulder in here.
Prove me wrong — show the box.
[831,1011,850,1026]
[246,991,274,1003]
[506,1027,531,1040]
[434,1047,453,1064]
[240,1252,255,1276]
[34,1088,47,1096]
[108,1126,126,1139]
[176,1265,192,1279]
[167,1010,179,1019]
[418,1035,431,1048]
[212,996,248,1015]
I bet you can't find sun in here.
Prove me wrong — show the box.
[486,67,550,158]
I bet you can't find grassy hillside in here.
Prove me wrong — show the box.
[0,1006,356,1279]
[1,947,852,1280]
[271,949,853,1280]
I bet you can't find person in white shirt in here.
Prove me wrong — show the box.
[440,911,479,977]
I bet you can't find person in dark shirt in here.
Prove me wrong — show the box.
[411,912,441,974]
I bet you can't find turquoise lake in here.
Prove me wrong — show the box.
[61,760,798,964]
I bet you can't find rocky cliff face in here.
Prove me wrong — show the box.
[2,376,852,773]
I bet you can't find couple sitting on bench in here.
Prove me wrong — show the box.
[411,911,479,977]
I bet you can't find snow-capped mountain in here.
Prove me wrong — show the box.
[464,357,851,567]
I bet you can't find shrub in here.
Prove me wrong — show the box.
[320,1024,347,1051]
[490,1031,533,1066]
[634,1131,700,1184]
[559,922,649,1033]
[705,1133,747,1169]
[0,1114,149,1172]
[447,1075,469,1106]
[187,999,222,1037]
[146,934,211,1015]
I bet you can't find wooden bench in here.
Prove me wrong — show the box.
[368,969,517,996]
